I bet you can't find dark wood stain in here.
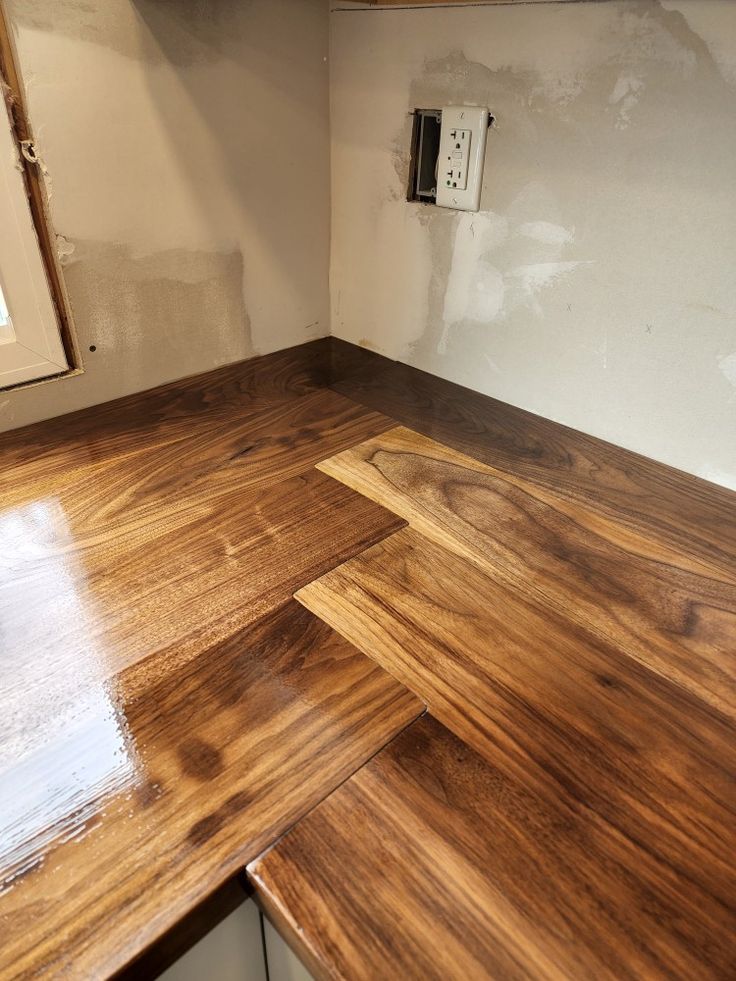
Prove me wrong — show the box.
[250,713,736,981]
[312,427,736,715]
[177,738,225,782]
[3,337,736,979]
[2,338,332,471]
[299,526,736,905]
[0,344,422,978]
[0,601,421,979]
[330,338,736,577]
[284,419,736,979]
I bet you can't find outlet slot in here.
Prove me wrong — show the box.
[407,109,441,202]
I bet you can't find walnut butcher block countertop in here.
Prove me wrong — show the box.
[0,342,421,978]
[1,338,735,979]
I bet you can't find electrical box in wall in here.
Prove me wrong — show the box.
[436,106,489,212]
[407,109,442,202]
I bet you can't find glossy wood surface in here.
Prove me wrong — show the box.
[4,336,736,978]
[331,339,736,577]
[285,424,736,978]
[313,426,736,715]
[0,343,423,977]
[1,602,422,978]
[298,525,736,901]
[250,714,735,981]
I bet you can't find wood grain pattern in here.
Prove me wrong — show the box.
[298,522,736,897]
[0,398,401,689]
[250,714,736,981]
[0,344,422,977]
[313,426,736,715]
[0,384,397,532]
[2,338,332,471]
[292,424,736,978]
[330,338,736,577]
[5,334,736,978]
[0,602,422,978]
[0,459,406,755]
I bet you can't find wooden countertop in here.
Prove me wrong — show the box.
[252,420,736,979]
[251,712,735,980]
[0,342,422,977]
[2,338,735,978]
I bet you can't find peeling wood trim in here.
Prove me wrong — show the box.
[0,2,80,377]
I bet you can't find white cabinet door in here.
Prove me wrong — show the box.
[0,101,68,388]
[263,917,315,981]
[160,899,268,981]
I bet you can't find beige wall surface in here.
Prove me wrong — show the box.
[1,0,330,431]
[330,0,736,489]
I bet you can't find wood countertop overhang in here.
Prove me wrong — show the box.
[1,338,734,979]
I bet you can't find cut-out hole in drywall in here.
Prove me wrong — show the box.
[407,109,441,203]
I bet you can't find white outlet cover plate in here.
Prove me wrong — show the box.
[436,106,490,212]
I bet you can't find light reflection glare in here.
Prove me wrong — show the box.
[0,500,139,892]
[0,283,8,328]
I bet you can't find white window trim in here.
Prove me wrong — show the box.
[0,100,68,388]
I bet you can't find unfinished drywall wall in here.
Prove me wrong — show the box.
[330,0,736,489]
[0,0,329,431]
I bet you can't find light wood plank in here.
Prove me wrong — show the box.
[316,426,736,715]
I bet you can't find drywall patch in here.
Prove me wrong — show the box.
[405,51,599,371]
[439,211,507,353]
[390,122,414,202]
[396,3,735,395]
[60,240,252,390]
[517,221,574,246]
[718,352,736,389]
[55,234,76,265]
[510,261,593,301]
[608,73,645,129]
[411,50,525,113]
[663,1,736,86]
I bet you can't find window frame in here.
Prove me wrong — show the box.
[0,6,77,391]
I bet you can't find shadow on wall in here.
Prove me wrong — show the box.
[129,0,329,347]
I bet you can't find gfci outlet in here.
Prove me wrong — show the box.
[436,106,490,212]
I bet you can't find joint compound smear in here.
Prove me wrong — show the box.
[330,1,736,488]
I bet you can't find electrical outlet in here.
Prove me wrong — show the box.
[443,128,471,190]
[436,107,490,212]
